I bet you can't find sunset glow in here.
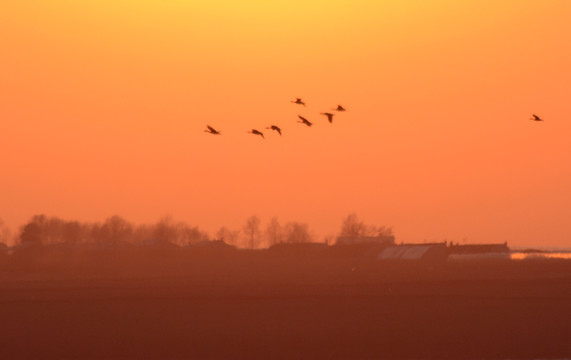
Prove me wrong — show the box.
[1,1,570,246]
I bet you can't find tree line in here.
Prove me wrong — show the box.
[0,213,393,249]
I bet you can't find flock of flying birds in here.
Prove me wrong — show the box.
[204,100,545,138]
[204,98,347,139]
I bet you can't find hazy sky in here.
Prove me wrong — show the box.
[1,1,570,246]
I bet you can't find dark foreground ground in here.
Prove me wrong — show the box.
[1,258,570,359]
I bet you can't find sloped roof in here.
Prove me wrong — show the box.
[378,243,446,260]
[378,245,427,259]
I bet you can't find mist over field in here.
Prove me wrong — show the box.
[1,213,570,359]
[1,219,570,359]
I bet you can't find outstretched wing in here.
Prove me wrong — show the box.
[321,112,334,122]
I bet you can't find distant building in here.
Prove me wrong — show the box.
[377,242,448,262]
[193,240,236,250]
[269,242,328,255]
[137,238,179,249]
[447,243,510,260]
[336,235,395,246]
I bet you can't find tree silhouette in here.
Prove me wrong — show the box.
[19,215,50,246]
[340,213,367,238]
[20,221,43,246]
[283,222,312,243]
[96,215,133,246]
[265,217,283,247]
[216,227,240,246]
[0,218,11,245]
[339,213,393,238]
[242,216,261,249]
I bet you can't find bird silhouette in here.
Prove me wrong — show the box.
[205,125,221,135]
[530,114,544,121]
[266,125,282,135]
[248,129,265,139]
[291,98,306,106]
[320,112,334,123]
[333,105,346,112]
[298,115,313,127]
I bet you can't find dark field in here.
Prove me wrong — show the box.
[1,256,570,359]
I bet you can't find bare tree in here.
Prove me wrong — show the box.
[216,227,240,246]
[152,216,179,245]
[283,222,313,243]
[20,223,41,246]
[0,218,11,245]
[339,213,367,238]
[19,215,49,246]
[96,215,133,246]
[371,225,393,237]
[264,217,283,247]
[179,224,209,245]
[61,220,84,244]
[339,213,394,242]
[242,216,261,249]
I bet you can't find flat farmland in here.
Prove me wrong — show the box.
[1,260,570,359]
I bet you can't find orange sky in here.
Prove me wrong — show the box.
[1,1,570,246]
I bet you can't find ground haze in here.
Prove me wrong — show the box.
[1,250,570,359]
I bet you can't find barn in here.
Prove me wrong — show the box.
[377,242,448,262]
